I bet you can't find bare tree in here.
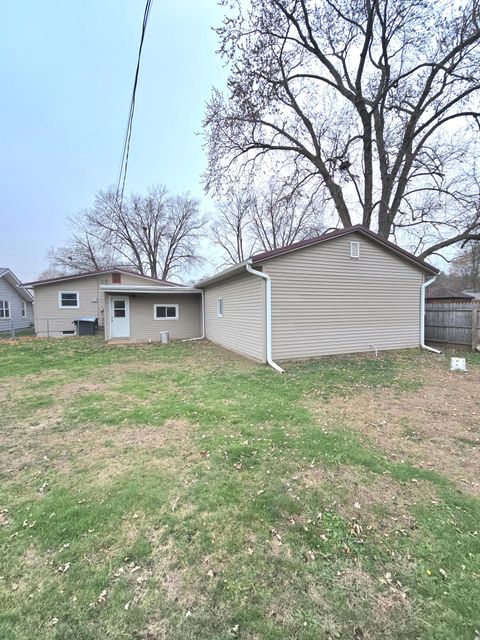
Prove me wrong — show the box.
[46,226,119,275]
[450,241,480,289]
[204,0,480,258]
[47,186,206,280]
[211,188,257,264]
[159,193,206,280]
[250,180,324,251]
[211,179,324,264]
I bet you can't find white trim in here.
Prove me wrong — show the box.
[245,262,284,373]
[0,299,10,319]
[216,297,223,318]
[1,269,34,302]
[100,285,200,294]
[154,303,179,320]
[350,241,360,259]
[24,269,177,288]
[58,290,80,309]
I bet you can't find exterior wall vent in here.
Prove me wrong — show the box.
[350,241,360,259]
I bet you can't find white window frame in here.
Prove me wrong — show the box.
[217,297,223,318]
[21,301,27,317]
[350,241,360,259]
[58,291,80,309]
[154,303,179,320]
[0,300,10,319]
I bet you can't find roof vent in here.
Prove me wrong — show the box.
[350,241,360,259]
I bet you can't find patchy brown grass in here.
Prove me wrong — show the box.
[301,463,438,537]
[1,417,194,483]
[1,340,479,640]
[334,565,413,637]
[307,359,480,495]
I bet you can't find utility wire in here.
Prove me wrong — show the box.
[116,0,154,206]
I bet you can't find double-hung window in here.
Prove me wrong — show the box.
[0,300,10,318]
[154,304,179,320]
[59,291,79,308]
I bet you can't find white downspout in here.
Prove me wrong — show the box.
[182,290,205,341]
[420,275,442,354]
[245,261,285,373]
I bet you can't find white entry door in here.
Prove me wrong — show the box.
[110,297,130,338]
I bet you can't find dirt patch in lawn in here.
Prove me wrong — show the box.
[301,464,437,535]
[335,565,413,638]
[308,361,480,495]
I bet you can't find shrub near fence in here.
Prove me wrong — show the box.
[425,302,479,350]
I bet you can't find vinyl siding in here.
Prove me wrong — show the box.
[204,272,265,361]
[33,272,158,337]
[126,293,201,341]
[259,232,425,361]
[0,277,33,332]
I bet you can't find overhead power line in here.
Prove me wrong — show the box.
[116,0,154,206]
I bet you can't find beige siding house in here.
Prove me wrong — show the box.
[262,233,424,360]
[203,272,265,361]
[21,227,438,367]
[22,269,198,339]
[196,226,438,368]
[103,289,202,342]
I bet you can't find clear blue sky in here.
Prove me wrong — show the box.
[0,0,226,280]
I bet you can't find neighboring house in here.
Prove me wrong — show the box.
[0,268,34,333]
[426,287,476,304]
[22,269,181,338]
[462,290,480,302]
[21,227,439,365]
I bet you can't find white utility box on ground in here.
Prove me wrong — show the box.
[450,357,467,372]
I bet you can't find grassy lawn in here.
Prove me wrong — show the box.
[0,337,479,639]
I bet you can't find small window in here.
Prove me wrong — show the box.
[0,300,10,318]
[350,241,360,259]
[21,301,27,317]
[154,304,179,320]
[217,297,223,318]
[62,330,75,335]
[113,299,126,318]
[112,272,121,284]
[59,291,79,308]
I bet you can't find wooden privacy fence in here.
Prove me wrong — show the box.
[425,302,479,350]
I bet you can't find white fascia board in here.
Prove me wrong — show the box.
[100,285,201,294]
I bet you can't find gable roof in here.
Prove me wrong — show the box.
[0,268,34,302]
[22,268,180,288]
[196,225,438,288]
[250,225,438,274]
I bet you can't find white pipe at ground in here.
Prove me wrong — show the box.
[245,262,285,373]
